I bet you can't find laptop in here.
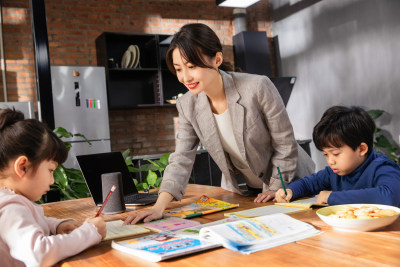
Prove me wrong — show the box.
[76,152,158,206]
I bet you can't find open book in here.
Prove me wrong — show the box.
[111,231,220,262]
[104,220,150,241]
[199,213,321,254]
[174,217,242,236]
[140,217,200,232]
[274,196,328,209]
[163,195,239,218]
[224,204,308,218]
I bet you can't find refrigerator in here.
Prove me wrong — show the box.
[51,66,111,169]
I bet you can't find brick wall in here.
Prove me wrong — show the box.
[1,0,272,156]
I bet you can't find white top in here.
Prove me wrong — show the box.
[213,110,263,189]
[0,188,102,267]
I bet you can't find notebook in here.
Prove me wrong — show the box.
[76,152,158,206]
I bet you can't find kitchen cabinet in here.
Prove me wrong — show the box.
[95,32,186,109]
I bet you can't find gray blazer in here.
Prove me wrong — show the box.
[160,70,315,200]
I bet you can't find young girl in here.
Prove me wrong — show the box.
[0,108,106,266]
[125,23,315,225]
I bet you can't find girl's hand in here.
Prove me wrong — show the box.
[56,220,81,234]
[86,217,106,239]
[124,207,163,225]
[274,189,293,203]
[317,191,332,204]
[254,190,276,203]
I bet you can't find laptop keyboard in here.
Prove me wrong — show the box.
[124,193,158,204]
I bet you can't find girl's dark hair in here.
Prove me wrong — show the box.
[166,23,233,74]
[0,108,68,173]
[313,106,375,156]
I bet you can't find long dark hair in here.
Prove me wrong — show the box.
[0,108,68,174]
[166,23,233,75]
[313,106,375,156]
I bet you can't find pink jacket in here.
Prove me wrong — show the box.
[0,188,102,267]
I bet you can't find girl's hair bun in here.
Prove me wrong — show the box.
[0,108,25,130]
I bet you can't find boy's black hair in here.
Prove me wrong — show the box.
[313,106,375,156]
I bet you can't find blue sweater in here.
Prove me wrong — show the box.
[287,150,400,207]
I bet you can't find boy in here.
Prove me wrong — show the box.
[275,106,400,207]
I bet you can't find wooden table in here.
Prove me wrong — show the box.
[43,184,400,267]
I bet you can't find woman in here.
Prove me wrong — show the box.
[125,23,314,224]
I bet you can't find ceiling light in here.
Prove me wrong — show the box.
[216,0,260,8]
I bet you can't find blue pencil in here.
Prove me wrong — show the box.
[277,167,287,195]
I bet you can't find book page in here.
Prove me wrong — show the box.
[174,217,242,236]
[104,220,150,240]
[275,196,327,208]
[140,217,200,232]
[225,205,307,218]
[199,213,321,254]
[111,231,220,262]
[163,195,239,218]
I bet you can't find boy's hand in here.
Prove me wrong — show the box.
[86,217,106,239]
[56,220,82,234]
[254,190,276,203]
[317,191,331,204]
[274,189,293,203]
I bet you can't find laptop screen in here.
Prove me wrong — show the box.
[76,152,138,205]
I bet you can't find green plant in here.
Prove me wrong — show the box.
[368,109,399,165]
[42,127,91,202]
[123,149,171,192]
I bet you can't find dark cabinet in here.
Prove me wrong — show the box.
[131,150,222,187]
[233,31,272,76]
[95,32,186,109]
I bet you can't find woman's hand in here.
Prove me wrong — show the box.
[254,190,276,203]
[56,219,81,234]
[124,191,174,225]
[275,189,293,203]
[124,207,164,225]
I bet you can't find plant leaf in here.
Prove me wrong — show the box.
[367,110,384,120]
[72,133,92,146]
[159,152,171,167]
[144,158,162,169]
[53,166,68,189]
[128,166,140,173]
[122,149,131,160]
[375,135,392,148]
[53,127,73,138]
[136,183,144,191]
[155,177,163,187]
[146,170,158,186]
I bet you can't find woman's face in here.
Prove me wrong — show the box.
[172,48,221,95]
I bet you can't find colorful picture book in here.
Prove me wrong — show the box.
[104,220,150,241]
[174,217,242,236]
[199,213,321,254]
[224,204,308,218]
[111,231,220,262]
[274,196,328,209]
[163,195,239,218]
[140,217,200,232]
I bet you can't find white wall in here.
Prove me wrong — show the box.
[271,0,400,170]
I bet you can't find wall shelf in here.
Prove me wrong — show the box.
[96,32,187,109]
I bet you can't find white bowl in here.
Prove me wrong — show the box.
[316,204,400,232]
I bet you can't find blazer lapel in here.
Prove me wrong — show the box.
[194,92,229,172]
[221,71,247,162]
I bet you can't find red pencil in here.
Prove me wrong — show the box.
[96,185,116,217]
